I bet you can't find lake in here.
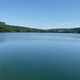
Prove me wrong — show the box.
[0,33,80,80]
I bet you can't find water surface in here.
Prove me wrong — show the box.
[0,33,80,80]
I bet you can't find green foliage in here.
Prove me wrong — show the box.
[0,22,80,33]
[0,22,43,32]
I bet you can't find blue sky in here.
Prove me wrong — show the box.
[0,0,80,29]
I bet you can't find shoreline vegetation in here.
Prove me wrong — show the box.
[0,22,80,33]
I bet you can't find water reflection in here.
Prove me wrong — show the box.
[4,33,80,41]
[73,33,80,38]
[0,33,80,43]
[0,33,5,43]
[0,33,80,80]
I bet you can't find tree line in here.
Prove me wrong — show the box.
[0,22,80,33]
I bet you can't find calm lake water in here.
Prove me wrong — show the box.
[0,33,80,80]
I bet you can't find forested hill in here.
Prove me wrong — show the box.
[0,22,80,33]
[0,22,44,32]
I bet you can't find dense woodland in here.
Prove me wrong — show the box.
[0,22,80,33]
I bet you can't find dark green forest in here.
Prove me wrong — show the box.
[0,22,80,33]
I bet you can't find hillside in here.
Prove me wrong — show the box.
[0,22,80,33]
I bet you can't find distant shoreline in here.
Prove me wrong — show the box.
[0,22,80,33]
